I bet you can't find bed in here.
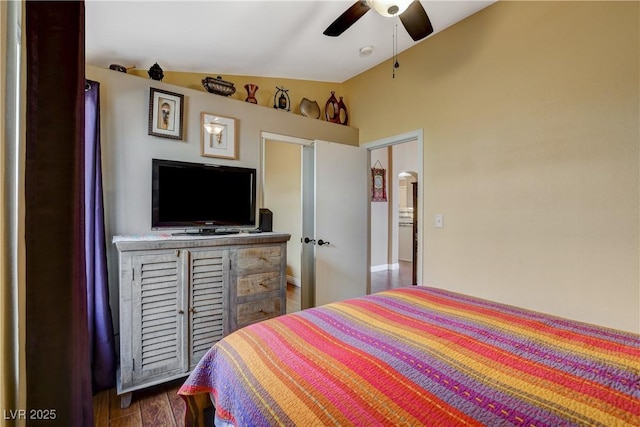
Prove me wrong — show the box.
[178,286,640,426]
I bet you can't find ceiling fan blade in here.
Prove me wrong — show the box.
[323,1,371,37]
[399,1,434,41]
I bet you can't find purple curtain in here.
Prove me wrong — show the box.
[85,80,116,392]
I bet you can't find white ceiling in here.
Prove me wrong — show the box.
[85,0,495,83]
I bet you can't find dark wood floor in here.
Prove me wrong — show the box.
[93,270,407,426]
[93,378,185,427]
[370,260,413,293]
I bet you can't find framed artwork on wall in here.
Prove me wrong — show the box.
[148,87,184,140]
[371,164,387,202]
[201,112,237,159]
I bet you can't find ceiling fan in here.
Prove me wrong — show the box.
[323,0,434,41]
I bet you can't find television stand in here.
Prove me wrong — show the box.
[113,232,290,408]
[172,228,239,236]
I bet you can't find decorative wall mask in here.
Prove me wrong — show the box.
[148,63,164,81]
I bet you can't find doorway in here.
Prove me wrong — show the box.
[262,136,307,313]
[363,130,424,293]
[262,130,417,307]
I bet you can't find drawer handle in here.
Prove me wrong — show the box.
[189,307,197,314]
[259,282,267,287]
[178,310,184,314]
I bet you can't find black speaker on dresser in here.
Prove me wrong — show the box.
[258,208,273,232]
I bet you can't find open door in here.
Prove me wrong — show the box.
[263,135,368,309]
[312,140,368,306]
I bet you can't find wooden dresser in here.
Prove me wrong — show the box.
[113,232,290,408]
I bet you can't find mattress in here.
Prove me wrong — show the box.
[179,286,640,426]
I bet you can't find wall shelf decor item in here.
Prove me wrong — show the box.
[202,76,236,97]
[201,112,237,159]
[244,84,259,104]
[148,87,184,140]
[325,91,348,125]
[300,98,321,119]
[273,86,290,111]
[109,64,127,73]
[148,62,164,81]
[371,161,387,202]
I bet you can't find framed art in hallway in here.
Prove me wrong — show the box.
[371,165,387,202]
[148,87,184,140]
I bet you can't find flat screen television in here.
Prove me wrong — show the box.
[152,159,256,232]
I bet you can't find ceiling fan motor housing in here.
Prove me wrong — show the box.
[366,0,413,17]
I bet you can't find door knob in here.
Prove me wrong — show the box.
[303,237,316,244]
[317,239,330,246]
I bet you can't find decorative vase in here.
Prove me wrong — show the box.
[148,62,164,81]
[300,98,321,119]
[325,91,340,123]
[244,84,259,104]
[337,96,348,125]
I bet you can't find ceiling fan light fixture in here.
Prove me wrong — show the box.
[366,0,413,17]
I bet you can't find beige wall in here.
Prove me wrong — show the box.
[346,1,640,332]
[264,140,302,282]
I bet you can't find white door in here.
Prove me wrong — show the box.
[313,140,368,306]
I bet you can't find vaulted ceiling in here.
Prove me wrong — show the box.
[85,1,495,83]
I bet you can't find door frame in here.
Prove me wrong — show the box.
[260,129,424,300]
[361,129,425,286]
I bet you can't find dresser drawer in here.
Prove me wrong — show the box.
[236,246,281,275]
[237,271,281,297]
[237,297,282,326]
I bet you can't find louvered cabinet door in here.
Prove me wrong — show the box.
[188,249,229,369]
[130,252,187,386]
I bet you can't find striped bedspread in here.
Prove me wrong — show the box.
[178,286,640,426]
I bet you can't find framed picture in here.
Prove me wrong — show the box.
[201,112,237,159]
[371,167,387,202]
[148,87,184,140]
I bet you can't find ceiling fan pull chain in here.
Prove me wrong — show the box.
[393,21,400,78]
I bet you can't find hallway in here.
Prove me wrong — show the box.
[370,261,413,293]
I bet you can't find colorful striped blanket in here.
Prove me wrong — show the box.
[178,286,640,426]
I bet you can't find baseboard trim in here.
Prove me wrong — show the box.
[370,263,400,272]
